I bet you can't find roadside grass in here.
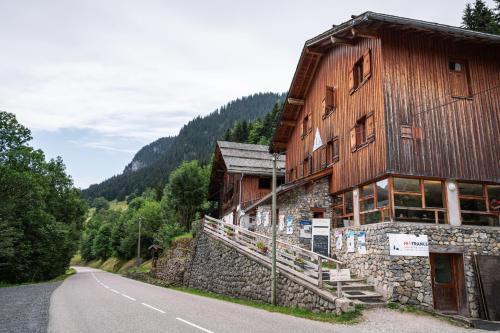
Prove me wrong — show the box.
[171,286,362,324]
[128,260,152,274]
[172,233,193,242]
[0,268,76,288]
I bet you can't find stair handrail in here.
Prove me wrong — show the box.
[203,215,344,297]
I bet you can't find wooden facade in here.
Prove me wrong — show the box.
[271,12,500,226]
[208,141,285,222]
[272,12,500,193]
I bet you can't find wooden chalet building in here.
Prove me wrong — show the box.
[247,12,500,319]
[208,141,285,225]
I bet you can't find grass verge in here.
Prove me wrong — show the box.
[171,286,362,324]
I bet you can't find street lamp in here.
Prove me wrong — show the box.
[136,217,142,266]
[271,153,278,306]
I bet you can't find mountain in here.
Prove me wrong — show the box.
[82,92,285,201]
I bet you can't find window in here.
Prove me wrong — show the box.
[448,59,471,98]
[326,136,340,165]
[312,208,325,219]
[393,177,447,224]
[332,191,354,228]
[359,180,390,225]
[458,182,499,226]
[258,177,271,189]
[349,50,372,93]
[302,114,311,138]
[350,113,374,152]
[323,86,337,117]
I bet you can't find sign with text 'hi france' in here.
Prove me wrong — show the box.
[388,233,429,257]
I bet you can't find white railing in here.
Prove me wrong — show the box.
[203,215,343,297]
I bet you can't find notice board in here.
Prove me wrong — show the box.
[475,255,500,321]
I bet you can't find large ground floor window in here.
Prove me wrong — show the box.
[458,183,499,226]
[331,177,499,227]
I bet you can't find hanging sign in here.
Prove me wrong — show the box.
[263,211,270,227]
[335,230,343,250]
[347,230,355,253]
[278,214,285,232]
[312,128,323,151]
[388,233,429,257]
[299,220,311,239]
[357,231,366,255]
[286,215,294,235]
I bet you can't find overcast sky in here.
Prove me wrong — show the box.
[0,0,490,188]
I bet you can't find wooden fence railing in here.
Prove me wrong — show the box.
[203,215,343,297]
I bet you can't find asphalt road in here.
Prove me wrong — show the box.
[48,266,340,333]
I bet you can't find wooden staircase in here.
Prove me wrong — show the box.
[323,276,386,308]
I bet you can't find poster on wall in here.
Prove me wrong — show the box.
[357,231,367,255]
[347,230,355,253]
[263,211,270,227]
[312,128,323,151]
[335,230,343,250]
[256,211,262,226]
[278,215,285,232]
[285,215,294,235]
[299,220,311,245]
[388,233,429,257]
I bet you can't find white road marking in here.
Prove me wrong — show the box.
[121,294,136,301]
[141,302,165,314]
[104,285,110,289]
[176,317,214,333]
[110,289,120,294]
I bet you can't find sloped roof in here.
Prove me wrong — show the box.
[217,141,285,175]
[271,11,500,152]
[208,141,286,198]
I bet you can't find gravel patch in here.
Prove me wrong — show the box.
[0,281,62,333]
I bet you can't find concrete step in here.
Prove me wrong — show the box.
[351,299,387,309]
[342,290,384,301]
[338,283,375,291]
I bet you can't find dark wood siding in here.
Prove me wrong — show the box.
[284,37,387,193]
[381,29,500,183]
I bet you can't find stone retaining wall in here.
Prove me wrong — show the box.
[186,232,337,312]
[254,176,331,248]
[330,222,500,318]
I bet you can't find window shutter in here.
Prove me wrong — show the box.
[363,50,371,80]
[307,113,312,131]
[366,113,375,139]
[333,137,339,161]
[350,127,356,152]
[348,69,355,93]
[355,125,363,146]
[326,86,335,111]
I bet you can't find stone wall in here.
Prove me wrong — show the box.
[254,176,331,248]
[150,237,194,286]
[186,232,337,312]
[330,222,500,318]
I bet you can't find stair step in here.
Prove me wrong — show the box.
[342,290,383,300]
[351,299,387,309]
[339,283,375,291]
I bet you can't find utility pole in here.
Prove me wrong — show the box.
[271,154,278,306]
[136,217,142,266]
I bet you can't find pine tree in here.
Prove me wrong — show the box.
[462,0,500,34]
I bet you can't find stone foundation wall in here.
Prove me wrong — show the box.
[186,232,337,312]
[330,222,500,318]
[254,176,331,248]
[150,237,194,286]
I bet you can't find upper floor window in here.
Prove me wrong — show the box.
[322,86,337,118]
[349,50,372,94]
[302,114,311,138]
[350,112,374,152]
[258,177,271,189]
[449,59,472,98]
[326,136,340,165]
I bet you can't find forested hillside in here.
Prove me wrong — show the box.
[83,92,285,201]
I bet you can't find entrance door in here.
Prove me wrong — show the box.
[430,253,465,314]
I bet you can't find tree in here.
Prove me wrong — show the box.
[0,111,86,283]
[93,223,113,260]
[462,0,500,34]
[92,197,110,211]
[163,161,208,230]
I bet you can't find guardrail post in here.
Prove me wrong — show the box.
[318,257,323,288]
